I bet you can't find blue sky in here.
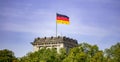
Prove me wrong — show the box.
[0,0,120,57]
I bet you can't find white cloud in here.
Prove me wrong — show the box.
[0,1,119,38]
[0,7,113,37]
[1,20,111,38]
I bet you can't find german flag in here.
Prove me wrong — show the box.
[56,13,70,25]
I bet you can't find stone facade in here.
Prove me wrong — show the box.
[31,36,78,53]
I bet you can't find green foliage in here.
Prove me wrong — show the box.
[18,42,120,62]
[105,42,120,62]
[1,42,120,62]
[19,48,63,62]
[63,43,102,62]
[0,49,17,62]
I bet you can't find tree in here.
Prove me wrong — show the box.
[0,49,17,62]
[90,51,104,62]
[19,48,61,62]
[63,43,105,62]
[105,42,120,62]
[18,42,120,62]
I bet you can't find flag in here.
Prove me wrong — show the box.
[56,13,70,25]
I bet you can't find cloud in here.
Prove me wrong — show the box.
[0,1,119,38]
[0,0,119,43]
[0,7,117,38]
[1,20,112,38]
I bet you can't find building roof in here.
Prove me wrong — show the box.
[31,36,78,45]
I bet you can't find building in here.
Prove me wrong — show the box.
[31,36,78,53]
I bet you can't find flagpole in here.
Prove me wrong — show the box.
[56,18,57,37]
[56,13,69,37]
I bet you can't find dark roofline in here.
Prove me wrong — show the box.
[31,36,78,45]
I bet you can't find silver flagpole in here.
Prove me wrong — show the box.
[56,14,57,37]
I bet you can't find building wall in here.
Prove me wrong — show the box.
[31,36,78,53]
[33,43,64,53]
[33,45,39,51]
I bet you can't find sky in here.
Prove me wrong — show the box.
[0,0,120,57]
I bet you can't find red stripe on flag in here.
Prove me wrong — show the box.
[57,16,69,21]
